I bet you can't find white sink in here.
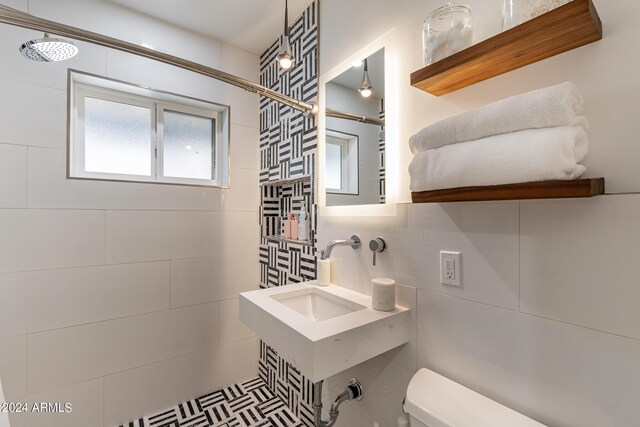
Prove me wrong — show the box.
[270,287,366,321]
[240,282,410,382]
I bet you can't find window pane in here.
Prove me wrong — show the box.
[84,97,152,176]
[325,142,342,190]
[163,110,215,180]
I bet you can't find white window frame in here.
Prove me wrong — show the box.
[325,129,359,195]
[69,70,230,188]
[156,104,219,186]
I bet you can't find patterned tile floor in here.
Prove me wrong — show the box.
[120,377,304,427]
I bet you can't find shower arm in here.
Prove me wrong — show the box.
[0,4,319,116]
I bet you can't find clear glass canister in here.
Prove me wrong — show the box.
[422,4,472,66]
[502,0,571,31]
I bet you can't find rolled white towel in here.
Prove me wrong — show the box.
[409,82,587,154]
[409,126,588,192]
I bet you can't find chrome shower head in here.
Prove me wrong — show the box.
[19,33,78,62]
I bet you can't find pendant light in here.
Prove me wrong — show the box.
[358,58,374,98]
[277,0,295,71]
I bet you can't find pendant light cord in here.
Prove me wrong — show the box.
[284,0,290,38]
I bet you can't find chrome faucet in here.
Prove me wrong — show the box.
[319,235,361,260]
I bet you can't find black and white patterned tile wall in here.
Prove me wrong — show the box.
[258,342,316,427]
[257,1,319,425]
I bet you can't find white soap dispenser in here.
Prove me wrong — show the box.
[298,203,309,241]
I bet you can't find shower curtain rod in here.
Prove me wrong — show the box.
[0,4,318,115]
[325,108,385,126]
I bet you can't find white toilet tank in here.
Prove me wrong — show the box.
[404,369,546,427]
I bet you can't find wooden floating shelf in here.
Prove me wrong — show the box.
[262,235,313,246]
[411,178,605,203]
[411,0,602,96]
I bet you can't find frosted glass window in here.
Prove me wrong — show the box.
[163,110,215,180]
[326,142,342,190]
[70,71,229,188]
[84,97,152,176]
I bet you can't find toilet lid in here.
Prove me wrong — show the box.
[405,369,546,427]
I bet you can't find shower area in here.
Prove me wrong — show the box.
[0,0,318,426]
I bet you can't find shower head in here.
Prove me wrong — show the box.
[19,33,78,62]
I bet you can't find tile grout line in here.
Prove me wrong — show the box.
[102,376,106,427]
[19,299,220,338]
[104,210,107,265]
[0,259,172,276]
[25,146,29,209]
[518,200,522,313]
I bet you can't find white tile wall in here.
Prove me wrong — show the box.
[170,254,259,307]
[209,336,260,391]
[0,335,26,400]
[319,201,519,309]
[218,211,260,256]
[320,195,640,427]
[104,51,221,103]
[0,209,105,273]
[106,210,258,263]
[520,195,640,341]
[230,124,260,171]
[383,284,417,371]
[0,78,66,149]
[0,2,260,426]
[0,262,171,337]
[29,0,222,68]
[27,303,220,394]
[220,167,259,212]
[28,147,221,211]
[418,291,640,426]
[0,143,27,208]
[1,0,26,11]
[219,44,259,81]
[211,79,260,129]
[348,354,414,427]
[105,210,220,263]
[219,298,256,344]
[103,336,258,426]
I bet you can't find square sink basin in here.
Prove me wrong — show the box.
[270,287,367,321]
[240,282,410,382]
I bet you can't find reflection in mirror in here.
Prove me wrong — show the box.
[326,129,359,195]
[325,48,385,207]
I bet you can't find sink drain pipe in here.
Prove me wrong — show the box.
[313,378,363,427]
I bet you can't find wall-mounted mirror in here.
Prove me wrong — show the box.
[324,48,385,207]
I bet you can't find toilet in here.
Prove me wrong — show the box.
[404,369,546,427]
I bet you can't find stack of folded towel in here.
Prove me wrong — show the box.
[408,82,589,192]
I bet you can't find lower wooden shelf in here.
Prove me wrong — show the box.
[411,178,605,203]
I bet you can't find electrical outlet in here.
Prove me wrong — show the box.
[440,251,461,286]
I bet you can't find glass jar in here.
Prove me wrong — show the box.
[422,4,472,66]
[502,0,571,31]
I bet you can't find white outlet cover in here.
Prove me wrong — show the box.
[440,251,461,286]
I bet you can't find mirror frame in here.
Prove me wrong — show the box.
[318,29,397,217]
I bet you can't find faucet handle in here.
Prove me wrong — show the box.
[350,235,362,249]
[369,237,386,266]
